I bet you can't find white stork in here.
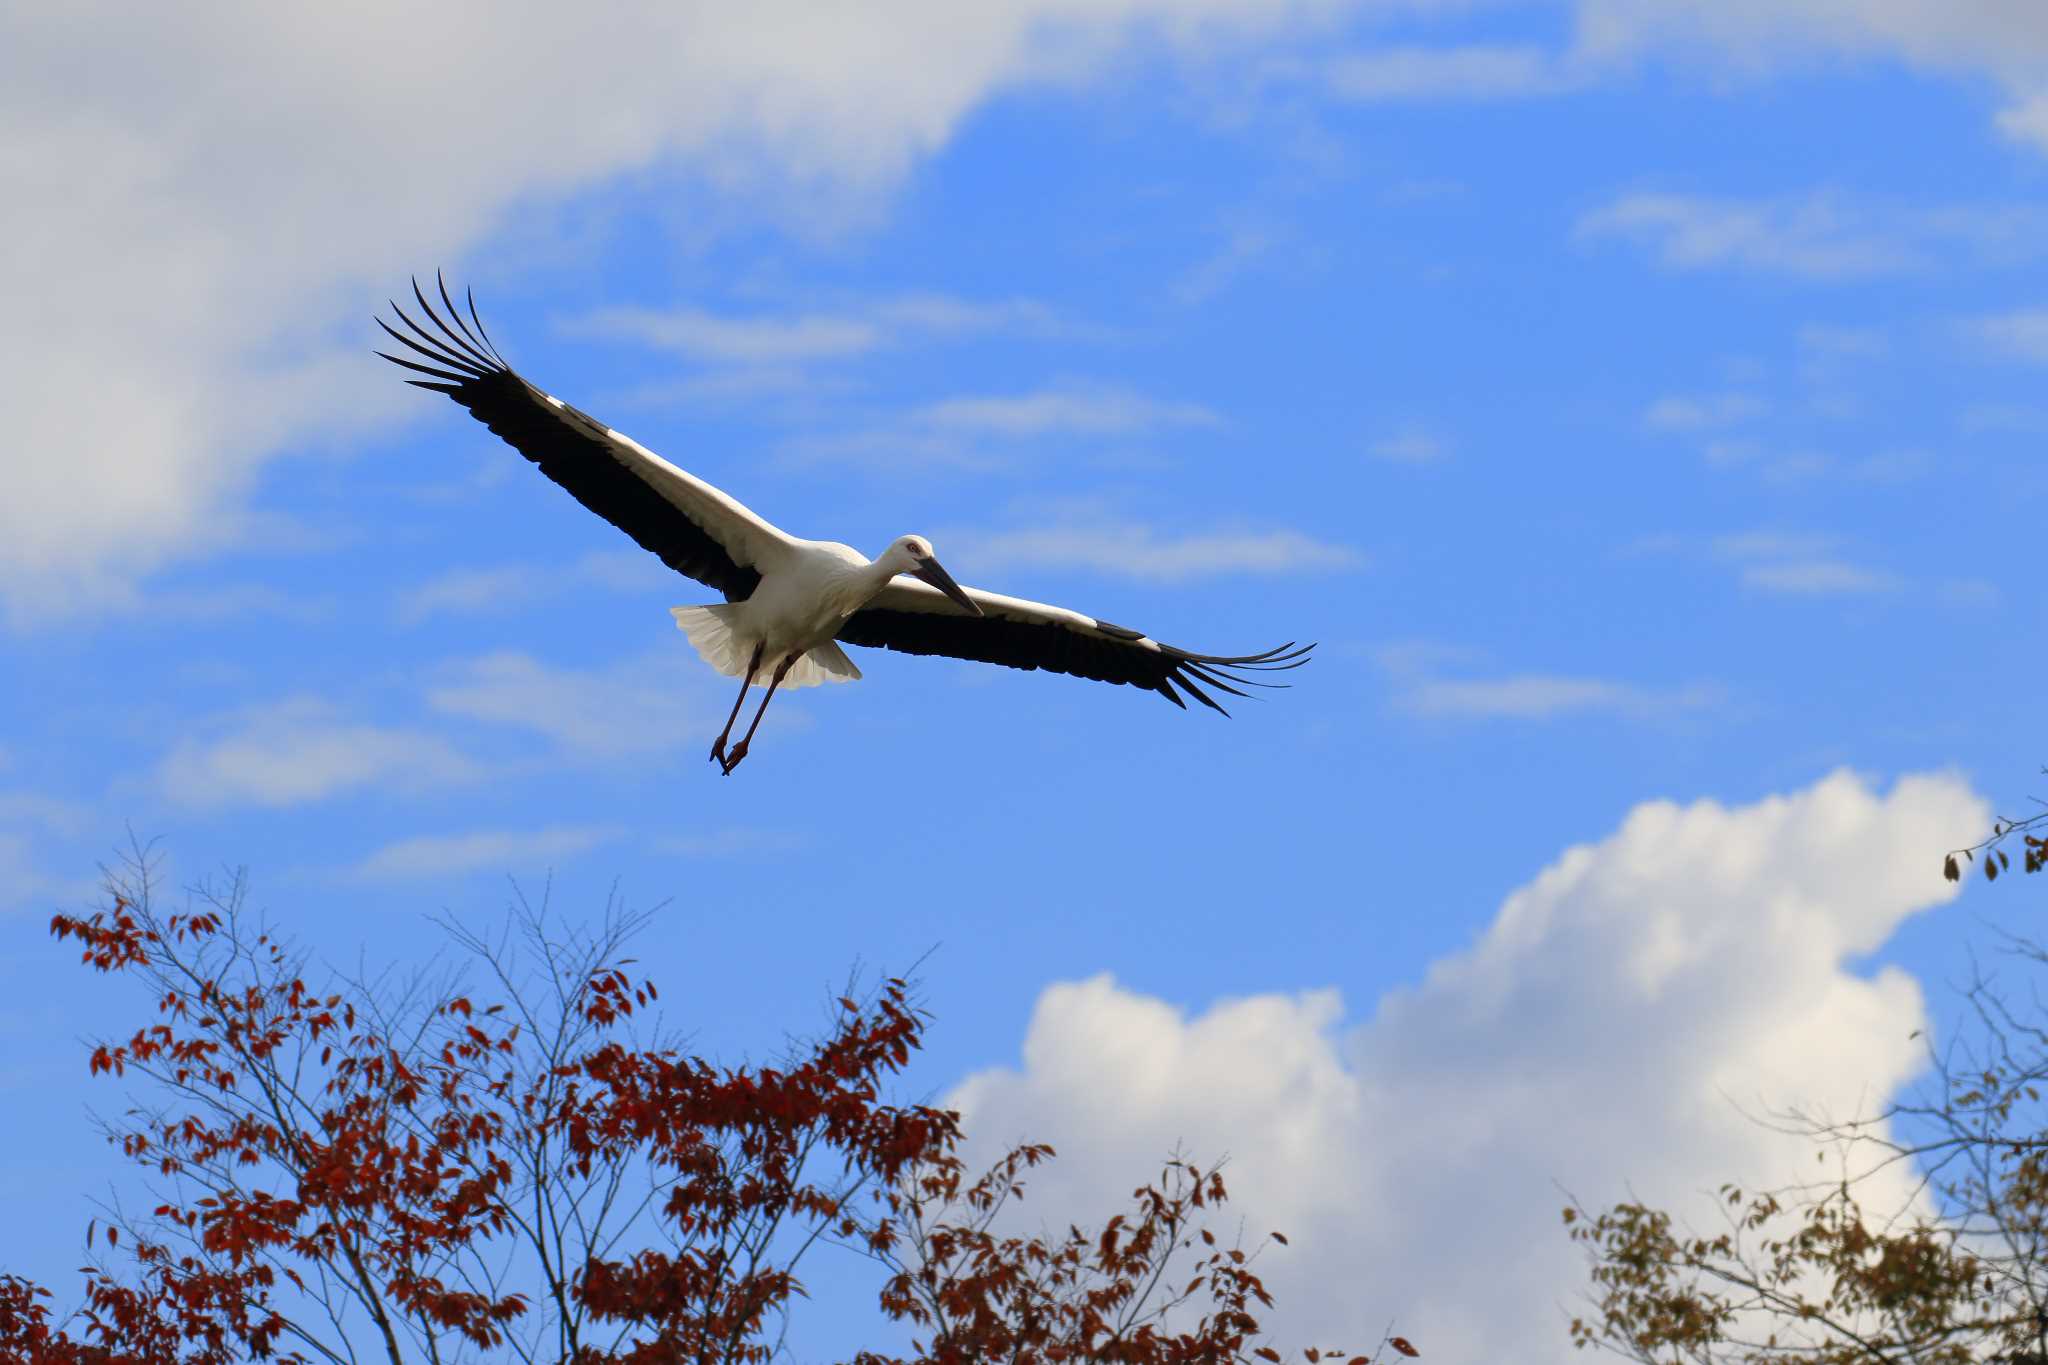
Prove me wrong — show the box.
[377,276,1313,774]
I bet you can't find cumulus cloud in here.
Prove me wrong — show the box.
[0,0,1353,618]
[946,771,1986,1362]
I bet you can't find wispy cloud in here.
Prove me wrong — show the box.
[1580,193,2048,279]
[1403,674,1717,720]
[1967,307,2048,363]
[952,515,1358,585]
[784,383,1221,471]
[1797,324,1887,361]
[1642,392,1767,432]
[1713,531,1900,595]
[563,307,880,364]
[1173,225,1284,306]
[1739,561,1901,594]
[1323,45,1578,101]
[778,428,996,471]
[0,791,92,835]
[427,651,718,760]
[1367,425,1449,463]
[1376,643,1715,720]
[562,291,1064,366]
[911,385,1219,439]
[352,825,620,880]
[398,551,667,623]
[653,828,808,859]
[156,698,480,809]
[1960,403,2048,433]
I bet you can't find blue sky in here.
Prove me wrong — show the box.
[5,2,2048,1358]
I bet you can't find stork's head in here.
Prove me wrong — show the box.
[883,535,983,616]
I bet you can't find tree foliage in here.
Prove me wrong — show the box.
[1566,937,2048,1365]
[3,856,1388,1365]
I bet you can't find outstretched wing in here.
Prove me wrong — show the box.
[376,274,793,602]
[838,579,1311,714]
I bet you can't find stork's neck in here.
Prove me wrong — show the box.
[859,553,906,598]
[824,553,906,619]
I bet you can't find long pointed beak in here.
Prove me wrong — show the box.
[913,557,984,616]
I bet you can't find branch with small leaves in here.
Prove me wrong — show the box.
[1944,773,2048,884]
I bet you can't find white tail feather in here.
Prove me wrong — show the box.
[671,607,861,690]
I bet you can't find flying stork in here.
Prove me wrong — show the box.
[377,276,1313,774]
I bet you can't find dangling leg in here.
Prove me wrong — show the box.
[710,642,765,768]
[721,653,795,775]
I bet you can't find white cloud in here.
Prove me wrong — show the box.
[1581,193,2048,279]
[868,293,1062,336]
[946,771,1985,1362]
[1575,2,2048,77]
[0,833,70,914]
[1572,3,2048,151]
[397,551,666,622]
[1712,531,1901,594]
[1960,402,2048,434]
[1741,560,1900,594]
[1579,193,1915,278]
[1324,44,1578,100]
[1172,224,1287,306]
[427,650,719,760]
[566,291,1064,367]
[0,792,92,836]
[1797,323,1887,360]
[0,1,1356,618]
[911,385,1220,438]
[952,519,1358,584]
[563,307,883,364]
[1377,644,1713,721]
[156,697,479,808]
[1642,392,1767,431]
[1968,307,2048,363]
[1366,425,1448,463]
[352,825,619,880]
[778,428,998,472]
[654,828,808,859]
[1401,673,1718,719]
[783,383,1219,471]
[1997,93,2048,154]
[1711,529,1835,561]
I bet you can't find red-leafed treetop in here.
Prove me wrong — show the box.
[2,855,1411,1365]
